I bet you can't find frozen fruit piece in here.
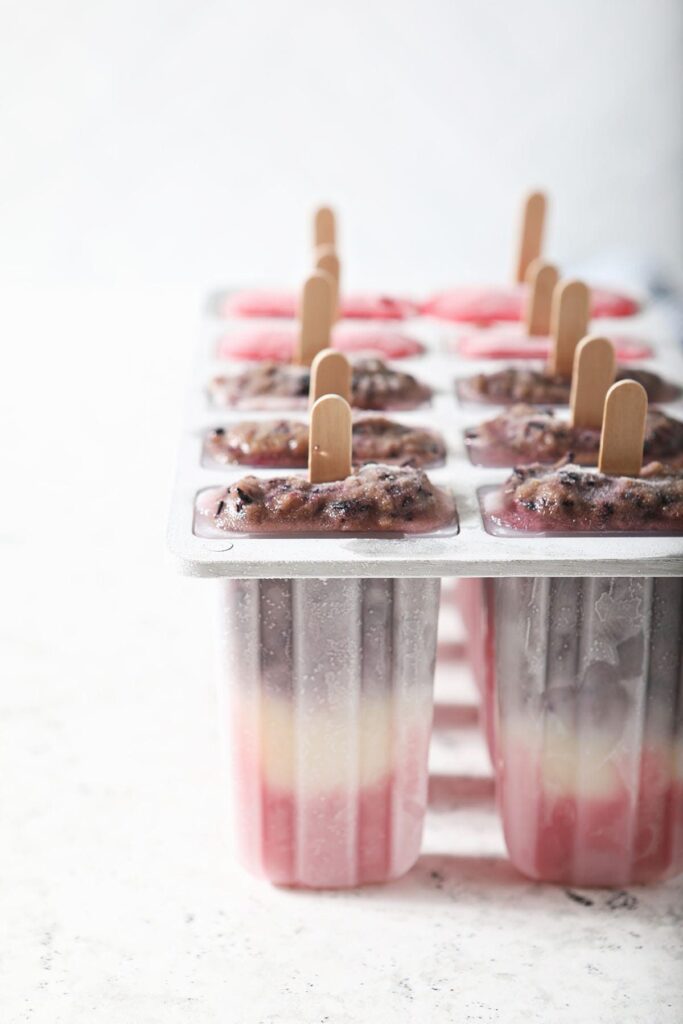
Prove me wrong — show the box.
[455,328,651,361]
[221,290,420,320]
[205,416,446,469]
[465,404,683,468]
[197,464,455,534]
[487,458,683,532]
[209,358,432,411]
[216,327,424,360]
[423,284,639,324]
[458,365,677,406]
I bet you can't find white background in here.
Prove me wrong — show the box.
[2,3,682,1022]
[1,0,682,292]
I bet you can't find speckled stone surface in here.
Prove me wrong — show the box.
[2,290,681,1023]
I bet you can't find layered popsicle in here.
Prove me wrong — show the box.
[216,326,424,361]
[220,576,441,887]
[454,327,650,362]
[483,458,683,534]
[491,576,683,886]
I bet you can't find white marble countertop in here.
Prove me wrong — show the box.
[2,288,681,1023]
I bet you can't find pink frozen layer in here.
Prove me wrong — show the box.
[221,290,420,321]
[231,693,431,887]
[216,327,424,361]
[499,728,683,885]
[196,464,456,535]
[453,327,651,361]
[423,285,640,324]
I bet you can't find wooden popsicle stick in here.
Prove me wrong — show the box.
[569,335,616,429]
[514,190,547,284]
[309,348,351,406]
[308,394,352,483]
[523,259,559,336]
[295,270,334,365]
[548,279,591,378]
[315,245,340,321]
[598,379,648,476]
[313,206,336,248]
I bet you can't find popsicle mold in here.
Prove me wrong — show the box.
[491,576,683,886]
[219,577,441,887]
[196,464,456,535]
[209,358,432,412]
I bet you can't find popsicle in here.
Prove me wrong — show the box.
[465,337,683,468]
[453,260,649,360]
[491,576,683,885]
[216,326,425,361]
[222,576,441,887]
[221,291,420,320]
[214,396,444,886]
[208,357,432,411]
[204,416,446,470]
[423,191,640,324]
[466,406,683,469]
[219,206,419,321]
[482,379,683,533]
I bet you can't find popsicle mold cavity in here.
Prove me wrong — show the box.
[216,327,425,361]
[209,358,432,411]
[219,577,441,887]
[484,459,683,533]
[196,464,456,535]
[204,416,446,470]
[457,366,676,407]
[220,290,420,320]
[465,405,683,469]
[491,577,683,886]
[422,285,639,325]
